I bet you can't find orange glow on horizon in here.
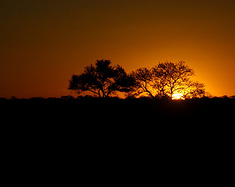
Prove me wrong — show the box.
[0,1,234,98]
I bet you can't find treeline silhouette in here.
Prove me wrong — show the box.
[2,60,233,173]
[1,95,234,119]
[69,60,207,99]
[1,60,234,122]
[1,95,235,105]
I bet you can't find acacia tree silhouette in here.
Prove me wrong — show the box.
[130,67,156,98]
[69,60,136,97]
[131,61,206,99]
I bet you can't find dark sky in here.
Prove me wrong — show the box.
[0,0,235,98]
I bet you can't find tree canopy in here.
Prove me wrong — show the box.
[69,60,136,97]
[69,60,206,99]
[130,61,205,99]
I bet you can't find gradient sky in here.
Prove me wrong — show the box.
[0,0,235,98]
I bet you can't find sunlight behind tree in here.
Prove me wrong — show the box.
[172,93,185,100]
[130,61,206,99]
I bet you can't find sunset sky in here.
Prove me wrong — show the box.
[0,0,235,98]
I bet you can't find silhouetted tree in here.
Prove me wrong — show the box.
[69,60,136,97]
[154,61,195,99]
[131,61,206,99]
[182,81,206,99]
[130,67,156,98]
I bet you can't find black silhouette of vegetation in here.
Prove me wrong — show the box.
[69,60,136,97]
[69,60,206,99]
[1,59,234,122]
[2,62,233,178]
[1,95,234,119]
[130,61,206,99]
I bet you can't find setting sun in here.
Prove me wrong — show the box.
[172,93,184,100]
[0,0,235,98]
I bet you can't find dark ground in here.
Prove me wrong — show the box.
[1,95,234,143]
[1,96,234,145]
[1,96,234,122]
[1,96,234,184]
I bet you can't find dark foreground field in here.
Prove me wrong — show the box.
[1,96,234,139]
[1,96,234,151]
[1,96,234,121]
[1,96,234,184]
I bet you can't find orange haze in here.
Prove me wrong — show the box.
[0,0,235,98]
